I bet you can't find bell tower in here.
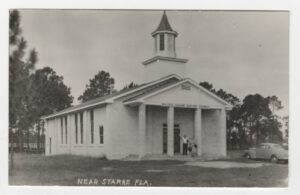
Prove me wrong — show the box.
[142,11,188,82]
[152,11,177,58]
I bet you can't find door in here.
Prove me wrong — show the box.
[163,124,167,154]
[162,124,181,154]
[174,125,180,154]
[49,137,52,155]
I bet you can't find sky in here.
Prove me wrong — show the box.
[19,10,289,116]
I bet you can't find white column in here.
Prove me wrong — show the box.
[220,109,227,156]
[45,120,49,155]
[55,117,59,154]
[138,103,146,159]
[167,106,174,156]
[194,107,202,156]
[84,111,89,156]
[67,114,72,153]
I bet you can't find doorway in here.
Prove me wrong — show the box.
[163,124,181,154]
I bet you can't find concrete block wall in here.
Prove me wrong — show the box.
[105,101,139,159]
[45,105,107,158]
[202,109,226,157]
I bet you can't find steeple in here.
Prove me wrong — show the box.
[150,11,178,58]
[152,10,177,36]
[141,11,188,83]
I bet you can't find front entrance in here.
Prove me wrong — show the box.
[163,124,181,154]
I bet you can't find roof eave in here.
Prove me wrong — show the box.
[42,100,113,120]
[151,30,178,37]
[142,56,188,65]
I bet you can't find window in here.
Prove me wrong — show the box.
[159,34,164,51]
[60,117,63,144]
[173,36,175,51]
[99,126,104,144]
[90,110,94,144]
[65,116,68,144]
[75,113,78,144]
[80,112,83,144]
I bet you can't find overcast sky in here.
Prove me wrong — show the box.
[19,10,289,116]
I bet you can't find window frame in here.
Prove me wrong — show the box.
[64,116,68,144]
[99,125,104,144]
[60,117,63,144]
[75,113,78,144]
[80,112,84,144]
[90,110,94,144]
[159,34,164,51]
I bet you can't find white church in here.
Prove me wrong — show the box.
[43,11,232,160]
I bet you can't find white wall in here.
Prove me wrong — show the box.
[105,101,139,159]
[143,60,186,83]
[45,91,227,159]
[202,109,226,157]
[145,81,226,107]
[45,105,107,158]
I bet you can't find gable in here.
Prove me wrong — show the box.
[143,81,228,108]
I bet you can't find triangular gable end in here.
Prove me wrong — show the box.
[126,78,233,109]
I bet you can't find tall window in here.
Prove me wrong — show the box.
[99,126,104,144]
[90,110,94,144]
[80,112,83,144]
[65,116,68,144]
[159,34,164,51]
[173,36,175,51]
[75,113,78,144]
[60,117,63,144]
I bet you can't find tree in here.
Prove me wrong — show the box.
[28,67,73,149]
[122,82,138,90]
[267,95,283,114]
[78,71,115,102]
[239,94,272,145]
[199,82,240,106]
[283,116,289,141]
[9,10,38,175]
[199,81,216,93]
[9,10,38,152]
[265,95,284,142]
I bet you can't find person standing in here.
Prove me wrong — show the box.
[180,134,189,155]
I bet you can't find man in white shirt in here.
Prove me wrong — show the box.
[180,134,189,155]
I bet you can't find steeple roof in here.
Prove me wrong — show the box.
[152,11,178,37]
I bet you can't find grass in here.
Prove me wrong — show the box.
[9,153,288,187]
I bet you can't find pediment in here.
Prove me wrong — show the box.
[143,80,230,108]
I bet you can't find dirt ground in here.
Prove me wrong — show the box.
[9,152,288,187]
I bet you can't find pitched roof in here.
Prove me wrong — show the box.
[42,75,181,119]
[123,77,180,103]
[152,11,178,36]
[42,74,233,120]
[142,55,188,65]
[155,11,174,31]
[124,78,233,109]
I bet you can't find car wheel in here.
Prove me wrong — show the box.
[245,153,251,160]
[270,155,278,163]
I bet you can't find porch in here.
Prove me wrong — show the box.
[130,103,227,159]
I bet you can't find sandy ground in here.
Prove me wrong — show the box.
[184,161,269,168]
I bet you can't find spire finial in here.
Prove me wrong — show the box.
[151,10,177,37]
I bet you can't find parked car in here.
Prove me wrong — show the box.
[244,143,288,163]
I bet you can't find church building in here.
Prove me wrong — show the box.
[43,11,232,160]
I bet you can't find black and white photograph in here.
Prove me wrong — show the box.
[3,1,296,190]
